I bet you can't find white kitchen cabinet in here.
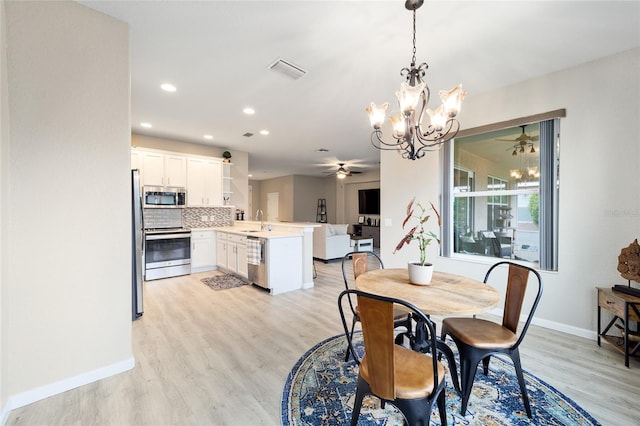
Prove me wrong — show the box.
[164,154,187,187]
[191,230,216,272]
[131,150,142,170]
[236,239,247,278]
[140,151,187,187]
[142,152,165,186]
[187,157,223,207]
[216,232,228,269]
[226,233,247,278]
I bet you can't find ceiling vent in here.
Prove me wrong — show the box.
[268,58,306,80]
[243,132,254,137]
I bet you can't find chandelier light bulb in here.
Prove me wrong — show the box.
[439,84,466,117]
[427,105,447,131]
[389,113,406,137]
[397,81,425,114]
[365,102,389,129]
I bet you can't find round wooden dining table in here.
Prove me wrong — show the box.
[355,268,501,316]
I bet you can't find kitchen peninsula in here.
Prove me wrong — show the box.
[192,221,318,295]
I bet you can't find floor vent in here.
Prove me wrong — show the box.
[268,58,306,80]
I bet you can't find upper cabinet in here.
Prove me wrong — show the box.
[141,151,187,187]
[187,157,223,207]
[133,147,229,206]
[164,154,188,187]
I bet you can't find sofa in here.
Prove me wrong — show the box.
[313,223,352,262]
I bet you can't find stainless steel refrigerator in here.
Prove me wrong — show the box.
[131,169,144,320]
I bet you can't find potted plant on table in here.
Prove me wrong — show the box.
[393,198,441,285]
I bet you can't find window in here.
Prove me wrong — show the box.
[442,113,562,271]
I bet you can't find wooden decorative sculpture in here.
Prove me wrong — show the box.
[617,239,640,282]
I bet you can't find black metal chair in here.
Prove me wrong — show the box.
[338,289,447,426]
[441,261,543,418]
[341,251,412,362]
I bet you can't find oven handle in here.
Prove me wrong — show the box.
[145,233,191,240]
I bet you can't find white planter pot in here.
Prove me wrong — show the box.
[408,262,434,285]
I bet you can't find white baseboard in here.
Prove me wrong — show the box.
[488,308,596,340]
[7,356,135,413]
[531,316,597,340]
[0,401,11,426]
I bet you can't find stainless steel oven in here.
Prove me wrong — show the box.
[144,229,191,280]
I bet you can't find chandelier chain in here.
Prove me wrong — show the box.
[411,10,417,66]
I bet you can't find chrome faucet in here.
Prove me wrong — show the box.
[256,209,265,231]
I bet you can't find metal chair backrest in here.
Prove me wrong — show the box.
[341,251,384,315]
[341,251,384,289]
[338,289,440,399]
[484,261,543,347]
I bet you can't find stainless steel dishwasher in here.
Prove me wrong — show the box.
[247,236,267,289]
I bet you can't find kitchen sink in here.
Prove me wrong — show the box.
[241,229,260,233]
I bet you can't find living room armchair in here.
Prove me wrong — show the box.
[312,223,352,262]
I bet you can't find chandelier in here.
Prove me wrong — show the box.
[510,148,539,181]
[365,0,466,161]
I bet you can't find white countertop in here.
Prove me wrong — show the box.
[190,225,300,239]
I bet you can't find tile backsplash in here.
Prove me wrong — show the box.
[183,207,234,228]
[144,208,183,229]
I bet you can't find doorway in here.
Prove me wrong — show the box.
[267,192,279,222]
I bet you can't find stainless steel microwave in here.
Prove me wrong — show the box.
[143,186,187,208]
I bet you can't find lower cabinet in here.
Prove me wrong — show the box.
[191,230,216,273]
[216,232,247,279]
[227,234,248,278]
[216,232,228,269]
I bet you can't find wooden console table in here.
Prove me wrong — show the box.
[597,287,640,367]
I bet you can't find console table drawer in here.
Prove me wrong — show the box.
[599,288,640,322]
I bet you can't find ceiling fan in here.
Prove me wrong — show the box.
[324,162,363,179]
[497,125,539,156]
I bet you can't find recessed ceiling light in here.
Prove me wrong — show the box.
[203,134,213,140]
[243,107,255,115]
[140,122,152,128]
[160,83,176,92]
[259,130,270,135]
[248,174,253,178]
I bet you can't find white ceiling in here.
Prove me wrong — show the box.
[79,0,640,180]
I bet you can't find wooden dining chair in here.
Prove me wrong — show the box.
[338,289,447,426]
[341,251,412,362]
[440,261,543,418]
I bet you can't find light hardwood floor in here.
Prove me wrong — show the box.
[7,260,640,425]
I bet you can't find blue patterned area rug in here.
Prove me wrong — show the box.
[281,332,601,425]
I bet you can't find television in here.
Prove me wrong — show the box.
[358,188,380,215]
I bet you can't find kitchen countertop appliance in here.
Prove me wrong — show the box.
[144,208,191,280]
[247,236,267,289]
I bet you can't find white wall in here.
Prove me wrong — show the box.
[3,0,132,412]
[0,0,8,416]
[381,48,640,336]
